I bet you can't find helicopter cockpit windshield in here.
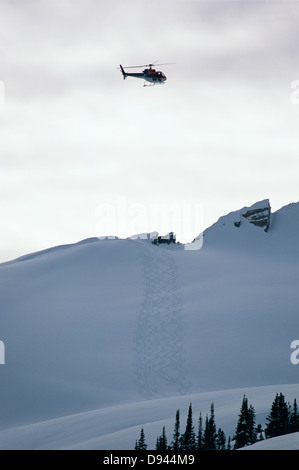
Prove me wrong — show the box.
[156,71,166,80]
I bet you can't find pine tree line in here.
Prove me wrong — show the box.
[134,393,299,450]
[265,393,299,438]
[135,402,227,451]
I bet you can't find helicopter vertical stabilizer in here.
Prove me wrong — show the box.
[119,65,127,80]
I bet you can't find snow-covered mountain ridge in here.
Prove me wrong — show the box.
[0,199,298,449]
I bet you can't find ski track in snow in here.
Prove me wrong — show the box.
[135,242,192,398]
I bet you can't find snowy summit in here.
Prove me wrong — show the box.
[0,199,298,450]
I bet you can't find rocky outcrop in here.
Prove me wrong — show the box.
[234,199,271,232]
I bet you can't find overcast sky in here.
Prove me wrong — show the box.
[0,0,299,261]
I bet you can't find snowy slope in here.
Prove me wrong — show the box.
[0,199,298,448]
[0,384,298,450]
[241,431,299,450]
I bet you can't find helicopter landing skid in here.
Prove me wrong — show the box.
[143,81,165,87]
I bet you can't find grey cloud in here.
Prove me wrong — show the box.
[1,0,299,260]
[2,0,298,101]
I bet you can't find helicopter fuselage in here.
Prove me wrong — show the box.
[120,65,167,85]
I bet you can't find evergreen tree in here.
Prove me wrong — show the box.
[265,393,289,438]
[135,427,147,450]
[180,403,196,450]
[196,412,203,450]
[203,415,209,449]
[203,403,217,450]
[233,395,257,449]
[171,409,181,450]
[216,428,226,450]
[248,404,257,444]
[161,426,168,449]
[156,426,168,450]
[290,398,299,433]
[227,436,231,450]
[256,424,264,441]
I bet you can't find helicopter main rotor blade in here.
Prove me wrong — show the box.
[117,62,176,70]
[124,62,176,68]
[119,64,150,69]
[154,62,176,66]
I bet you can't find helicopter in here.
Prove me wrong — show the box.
[118,62,174,87]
